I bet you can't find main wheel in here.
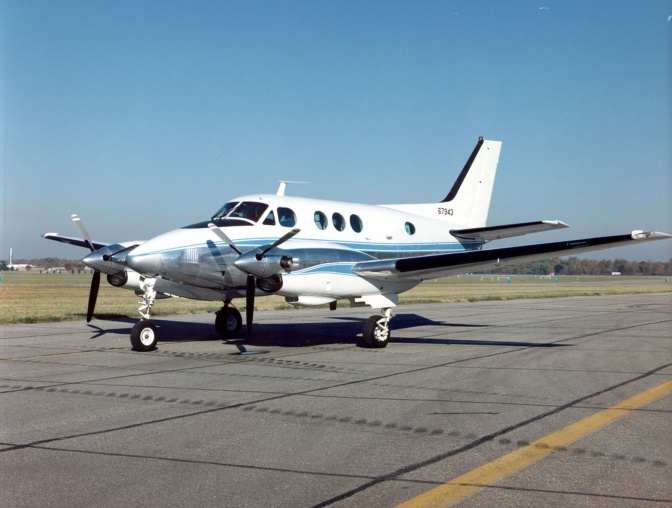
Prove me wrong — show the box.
[362,315,390,348]
[215,307,242,338]
[130,320,158,352]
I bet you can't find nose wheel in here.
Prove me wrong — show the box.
[130,277,158,351]
[131,320,158,351]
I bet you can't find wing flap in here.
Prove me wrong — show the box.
[353,231,671,280]
[450,220,569,242]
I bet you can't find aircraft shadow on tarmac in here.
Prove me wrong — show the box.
[86,313,567,350]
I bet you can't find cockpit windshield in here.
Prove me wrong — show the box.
[211,201,269,223]
[212,202,239,220]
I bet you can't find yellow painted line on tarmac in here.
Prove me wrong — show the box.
[398,379,672,508]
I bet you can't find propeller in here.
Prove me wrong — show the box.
[71,214,100,322]
[207,223,242,255]
[246,275,255,334]
[208,224,301,335]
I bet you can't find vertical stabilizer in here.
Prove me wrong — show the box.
[442,137,501,227]
[382,137,502,228]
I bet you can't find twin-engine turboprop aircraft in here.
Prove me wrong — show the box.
[44,137,670,351]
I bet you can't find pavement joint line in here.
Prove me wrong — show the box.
[312,361,672,507]
[396,379,672,508]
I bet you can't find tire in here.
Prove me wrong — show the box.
[215,307,242,338]
[362,315,390,348]
[130,320,158,352]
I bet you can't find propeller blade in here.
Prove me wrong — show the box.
[257,228,301,260]
[246,274,255,335]
[87,270,101,322]
[71,214,95,252]
[208,223,243,255]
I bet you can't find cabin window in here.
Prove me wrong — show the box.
[278,207,297,227]
[263,210,276,225]
[332,213,346,231]
[314,211,328,230]
[405,222,416,235]
[350,214,363,233]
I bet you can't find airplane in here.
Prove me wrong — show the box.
[44,137,671,352]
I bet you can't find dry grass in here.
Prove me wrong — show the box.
[1,271,670,324]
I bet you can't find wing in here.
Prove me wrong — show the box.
[451,220,569,242]
[353,231,671,280]
[43,233,108,251]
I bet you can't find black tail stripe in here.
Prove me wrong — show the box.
[442,136,484,203]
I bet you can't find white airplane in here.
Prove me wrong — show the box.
[44,137,670,351]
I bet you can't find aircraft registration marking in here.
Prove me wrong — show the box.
[397,379,672,508]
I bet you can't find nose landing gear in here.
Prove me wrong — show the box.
[130,277,158,352]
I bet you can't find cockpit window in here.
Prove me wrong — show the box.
[263,210,276,225]
[212,201,269,223]
[278,207,297,227]
[212,202,239,220]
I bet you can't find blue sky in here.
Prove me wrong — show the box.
[2,0,671,261]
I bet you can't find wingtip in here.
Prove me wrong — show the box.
[630,230,672,240]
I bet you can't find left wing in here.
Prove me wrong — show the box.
[43,233,108,251]
[353,231,671,280]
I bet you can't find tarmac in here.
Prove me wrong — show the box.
[1,293,671,507]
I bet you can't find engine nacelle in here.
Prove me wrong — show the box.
[234,250,293,279]
[107,270,144,290]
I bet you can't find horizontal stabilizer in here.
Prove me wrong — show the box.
[353,231,671,281]
[451,220,569,242]
[43,233,108,251]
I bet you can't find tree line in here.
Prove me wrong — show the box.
[2,257,671,276]
[486,257,672,276]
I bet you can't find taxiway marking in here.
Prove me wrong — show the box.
[397,379,672,508]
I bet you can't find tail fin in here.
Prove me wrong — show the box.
[383,137,501,228]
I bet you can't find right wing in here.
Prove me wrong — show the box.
[353,230,671,281]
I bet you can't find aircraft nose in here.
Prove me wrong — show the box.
[126,252,162,276]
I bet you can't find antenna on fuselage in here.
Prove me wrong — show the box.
[276,180,309,196]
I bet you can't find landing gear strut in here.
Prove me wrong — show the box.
[215,301,242,338]
[362,308,392,348]
[130,277,158,352]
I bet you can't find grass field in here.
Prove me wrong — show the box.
[1,271,670,324]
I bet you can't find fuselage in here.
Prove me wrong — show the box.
[121,193,483,304]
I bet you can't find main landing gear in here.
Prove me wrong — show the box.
[130,277,158,352]
[215,301,242,338]
[362,308,392,348]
